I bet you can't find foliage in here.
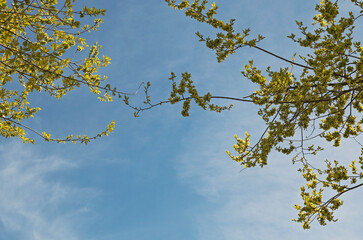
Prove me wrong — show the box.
[0,0,135,144]
[2,0,363,230]
[136,0,362,229]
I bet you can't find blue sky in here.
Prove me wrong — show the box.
[1,0,363,239]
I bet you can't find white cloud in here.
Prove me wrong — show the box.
[0,142,97,240]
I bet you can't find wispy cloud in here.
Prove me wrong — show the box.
[0,142,97,240]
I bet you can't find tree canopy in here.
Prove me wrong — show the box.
[0,0,121,144]
[1,0,363,230]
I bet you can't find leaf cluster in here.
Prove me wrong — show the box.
[0,0,129,144]
[160,0,363,229]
